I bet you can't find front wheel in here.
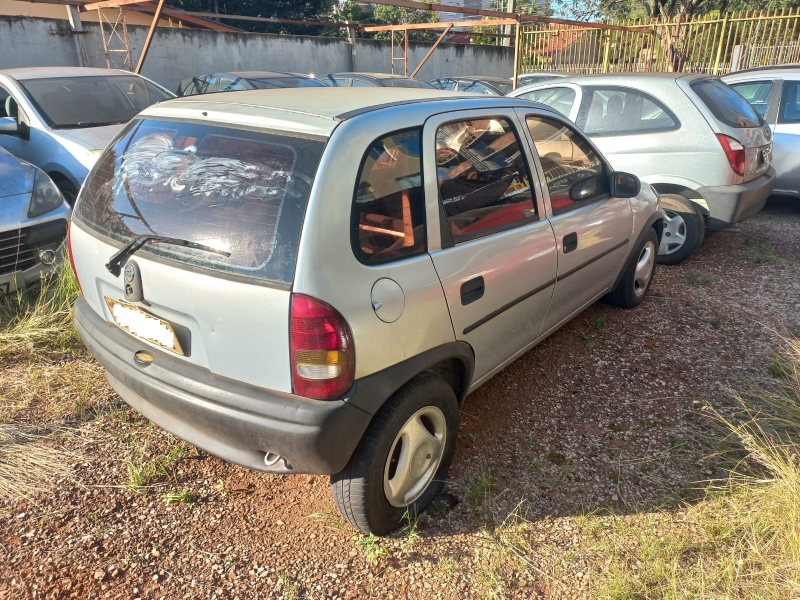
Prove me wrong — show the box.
[330,373,459,535]
[605,227,658,309]
[657,194,705,265]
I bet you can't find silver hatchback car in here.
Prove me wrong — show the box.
[510,73,775,264]
[69,89,662,533]
[723,65,800,198]
[0,67,173,204]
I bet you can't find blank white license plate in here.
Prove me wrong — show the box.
[0,272,18,298]
[105,297,184,355]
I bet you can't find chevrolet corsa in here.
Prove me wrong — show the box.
[69,88,663,534]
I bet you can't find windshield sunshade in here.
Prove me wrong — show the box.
[20,75,172,129]
[75,119,326,284]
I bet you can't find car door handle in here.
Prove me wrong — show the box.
[460,276,485,306]
[563,232,578,254]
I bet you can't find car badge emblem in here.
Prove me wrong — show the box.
[123,262,136,283]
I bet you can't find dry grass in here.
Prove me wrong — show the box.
[0,425,75,500]
[471,336,800,599]
[0,261,82,359]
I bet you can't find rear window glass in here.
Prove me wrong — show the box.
[779,80,800,123]
[578,87,678,136]
[690,79,761,128]
[728,80,773,118]
[248,77,326,89]
[74,118,326,285]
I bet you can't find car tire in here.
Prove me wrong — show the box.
[50,174,78,207]
[605,227,658,309]
[330,373,459,535]
[657,194,705,265]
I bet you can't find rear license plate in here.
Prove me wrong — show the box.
[105,297,184,355]
[0,272,18,298]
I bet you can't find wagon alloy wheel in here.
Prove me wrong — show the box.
[659,209,687,256]
[633,240,655,297]
[655,194,705,266]
[330,373,459,535]
[383,406,447,508]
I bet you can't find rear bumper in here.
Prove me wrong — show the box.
[698,167,775,228]
[73,296,372,475]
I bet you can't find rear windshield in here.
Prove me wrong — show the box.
[74,118,326,285]
[690,79,761,128]
[248,77,327,89]
[20,75,171,129]
[381,78,436,89]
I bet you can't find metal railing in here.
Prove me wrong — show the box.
[519,8,800,76]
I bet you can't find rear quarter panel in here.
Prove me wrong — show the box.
[292,107,456,381]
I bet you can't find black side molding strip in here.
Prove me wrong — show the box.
[556,238,629,282]
[463,278,556,335]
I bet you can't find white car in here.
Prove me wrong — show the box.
[510,73,775,264]
[723,65,800,198]
[0,146,71,295]
[0,67,173,204]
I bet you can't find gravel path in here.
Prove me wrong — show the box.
[2,198,799,600]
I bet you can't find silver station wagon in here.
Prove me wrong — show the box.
[69,89,663,533]
[510,73,775,264]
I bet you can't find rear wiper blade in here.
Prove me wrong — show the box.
[60,121,120,129]
[105,235,231,277]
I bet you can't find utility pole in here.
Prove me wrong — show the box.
[502,0,516,46]
[66,5,89,67]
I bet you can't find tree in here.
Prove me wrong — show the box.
[323,0,439,41]
[169,0,337,35]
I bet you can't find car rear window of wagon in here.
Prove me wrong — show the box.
[74,118,326,285]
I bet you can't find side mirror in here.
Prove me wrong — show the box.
[609,171,641,198]
[0,117,19,137]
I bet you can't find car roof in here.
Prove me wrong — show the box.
[328,72,418,80]
[445,76,513,83]
[0,66,134,80]
[725,64,800,76]
[227,71,315,78]
[140,87,555,136]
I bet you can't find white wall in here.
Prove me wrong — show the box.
[0,16,514,91]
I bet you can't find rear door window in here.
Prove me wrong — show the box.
[436,117,537,243]
[728,80,774,118]
[690,78,761,128]
[352,79,377,87]
[578,87,678,136]
[352,130,425,264]
[779,80,800,123]
[518,87,576,117]
[217,76,248,92]
[75,119,327,285]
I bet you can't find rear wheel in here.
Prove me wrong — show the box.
[605,227,658,309]
[657,194,705,265]
[330,373,459,535]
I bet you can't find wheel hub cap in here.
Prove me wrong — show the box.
[659,209,687,255]
[634,241,655,297]
[383,406,446,508]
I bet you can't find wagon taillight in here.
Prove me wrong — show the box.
[290,294,354,400]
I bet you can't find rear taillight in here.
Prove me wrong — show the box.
[67,220,82,293]
[290,294,354,400]
[716,134,746,176]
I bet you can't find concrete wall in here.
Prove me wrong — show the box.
[0,16,514,91]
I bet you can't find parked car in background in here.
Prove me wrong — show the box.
[70,87,662,534]
[0,67,173,205]
[321,72,435,88]
[176,71,327,97]
[517,72,569,87]
[430,76,513,95]
[509,73,775,264]
[723,65,800,198]
[0,146,70,294]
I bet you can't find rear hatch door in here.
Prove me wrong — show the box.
[680,76,772,182]
[71,114,329,393]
